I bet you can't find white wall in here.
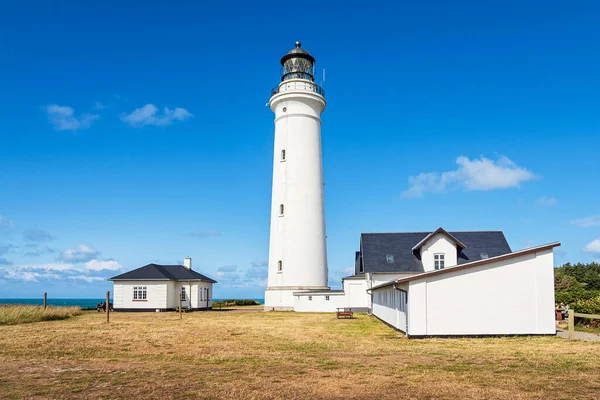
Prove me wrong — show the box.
[294,293,344,312]
[420,234,458,272]
[113,281,168,310]
[343,279,370,309]
[371,285,408,332]
[168,281,214,309]
[265,81,328,309]
[407,248,556,336]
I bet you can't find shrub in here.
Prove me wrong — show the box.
[213,299,260,307]
[556,290,600,305]
[571,295,600,315]
[0,305,82,325]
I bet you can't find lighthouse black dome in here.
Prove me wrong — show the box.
[280,41,315,65]
[280,41,316,82]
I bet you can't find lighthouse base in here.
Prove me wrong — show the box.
[264,286,330,311]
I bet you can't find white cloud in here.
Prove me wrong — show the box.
[22,229,55,242]
[4,269,61,282]
[569,215,600,228]
[536,196,557,207]
[44,104,99,131]
[401,155,537,198]
[68,275,105,283]
[84,259,121,271]
[217,265,237,272]
[121,104,193,127]
[583,238,600,255]
[93,101,107,110]
[0,259,118,282]
[59,244,100,262]
[0,215,15,232]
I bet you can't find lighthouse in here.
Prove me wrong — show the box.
[264,42,329,310]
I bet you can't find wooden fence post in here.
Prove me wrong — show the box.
[568,308,574,340]
[106,291,110,323]
[43,292,47,311]
[179,296,182,320]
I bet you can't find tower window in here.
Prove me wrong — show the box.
[281,149,286,161]
[279,204,284,216]
[434,254,445,270]
[277,260,283,272]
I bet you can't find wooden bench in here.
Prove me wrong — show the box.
[337,308,353,319]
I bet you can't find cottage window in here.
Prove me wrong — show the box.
[180,287,186,301]
[133,286,147,301]
[279,204,284,216]
[434,254,445,270]
[308,296,312,301]
[277,260,283,272]
[281,149,286,161]
[325,295,330,301]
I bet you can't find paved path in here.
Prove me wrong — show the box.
[556,329,600,341]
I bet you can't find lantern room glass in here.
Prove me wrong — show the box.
[282,56,314,81]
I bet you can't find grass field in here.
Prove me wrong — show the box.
[1,310,599,399]
[0,305,82,326]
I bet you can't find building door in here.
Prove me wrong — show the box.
[180,286,190,308]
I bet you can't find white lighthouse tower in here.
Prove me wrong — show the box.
[264,42,329,310]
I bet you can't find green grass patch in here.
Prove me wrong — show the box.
[0,304,82,325]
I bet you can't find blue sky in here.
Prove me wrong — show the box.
[1,1,599,299]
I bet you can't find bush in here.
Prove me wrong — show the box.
[555,290,600,305]
[571,295,600,315]
[0,305,82,325]
[213,299,260,307]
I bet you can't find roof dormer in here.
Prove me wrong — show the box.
[413,227,464,272]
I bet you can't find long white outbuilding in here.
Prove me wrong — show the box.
[370,242,560,337]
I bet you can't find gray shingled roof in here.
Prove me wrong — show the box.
[357,231,511,274]
[109,264,217,283]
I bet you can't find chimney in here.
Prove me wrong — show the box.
[184,257,192,270]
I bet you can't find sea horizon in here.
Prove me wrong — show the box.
[0,297,265,308]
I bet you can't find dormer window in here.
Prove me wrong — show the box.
[434,254,445,270]
[386,254,394,263]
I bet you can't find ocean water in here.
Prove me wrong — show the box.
[0,298,264,309]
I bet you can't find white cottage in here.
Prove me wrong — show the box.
[292,227,560,337]
[369,230,559,337]
[109,257,217,312]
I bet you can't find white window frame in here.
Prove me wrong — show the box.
[133,286,147,301]
[434,253,445,270]
[277,260,283,272]
[180,287,186,301]
[325,295,330,301]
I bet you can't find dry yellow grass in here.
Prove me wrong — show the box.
[0,305,81,325]
[0,310,599,399]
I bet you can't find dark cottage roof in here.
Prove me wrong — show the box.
[109,264,217,283]
[357,231,512,275]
